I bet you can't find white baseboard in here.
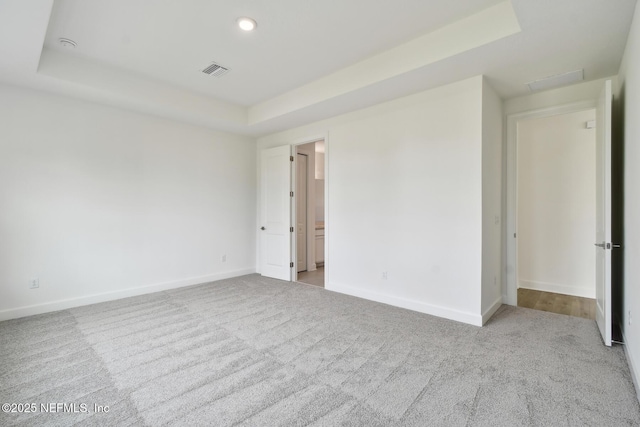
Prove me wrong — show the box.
[0,268,256,322]
[519,279,595,299]
[482,296,503,325]
[326,281,482,326]
[622,330,640,404]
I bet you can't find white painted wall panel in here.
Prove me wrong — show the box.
[517,110,596,298]
[504,77,617,116]
[481,78,504,320]
[258,77,485,325]
[618,1,640,401]
[0,84,256,319]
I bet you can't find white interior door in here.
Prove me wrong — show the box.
[260,145,292,281]
[296,153,308,272]
[595,79,612,346]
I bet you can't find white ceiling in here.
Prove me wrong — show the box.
[0,0,636,136]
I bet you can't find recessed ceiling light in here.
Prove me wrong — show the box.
[59,38,77,48]
[237,17,257,32]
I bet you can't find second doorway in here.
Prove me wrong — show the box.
[295,140,325,288]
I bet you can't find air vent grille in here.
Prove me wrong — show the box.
[202,62,230,77]
[526,69,583,92]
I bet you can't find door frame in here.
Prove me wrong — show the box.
[291,134,329,283]
[505,100,596,306]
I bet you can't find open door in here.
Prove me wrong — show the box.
[595,80,613,346]
[260,145,292,281]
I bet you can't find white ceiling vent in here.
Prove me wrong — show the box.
[202,62,230,77]
[526,69,584,92]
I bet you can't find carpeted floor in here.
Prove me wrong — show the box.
[1,274,639,426]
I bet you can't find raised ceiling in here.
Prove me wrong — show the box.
[0,0,636,136]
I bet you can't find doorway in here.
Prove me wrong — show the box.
[509,106,598,319]
[295,140,325,288]
[258,137,327,286]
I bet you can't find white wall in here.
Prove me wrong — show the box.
[315,151,325,222]
[516,110,596,298]
[481,78,503,321]
[0,84,256,320]
[504,77,617,116]
[315,151,325,180]
[258,77,486,325]
[618,1,640,401]
[315,180,325,222]
[295,142,317,271]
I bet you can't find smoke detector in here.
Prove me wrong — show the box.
[202,61,230,77]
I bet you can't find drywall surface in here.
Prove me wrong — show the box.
[295,141,317,271]
[315,151,325,222]
[618,1,640,402]
[0,84,256,320]
[481,78,504,321]
[517,110,596,298]
[258,77,484,325]
[504,77,616,116]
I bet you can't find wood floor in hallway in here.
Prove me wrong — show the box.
[517,288,596,320]
[297,266,324,288]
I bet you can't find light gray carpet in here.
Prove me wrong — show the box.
[1,274,639,426]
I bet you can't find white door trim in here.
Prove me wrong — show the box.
[505,100,596,306]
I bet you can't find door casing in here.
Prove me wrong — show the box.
[505,100,596,306]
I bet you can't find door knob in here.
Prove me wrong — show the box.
[260,226,266,230]
[594,242,606,248]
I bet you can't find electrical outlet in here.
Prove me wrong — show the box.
[221,254,227,262]
[29,278,39,289]
[382,271,388,280]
